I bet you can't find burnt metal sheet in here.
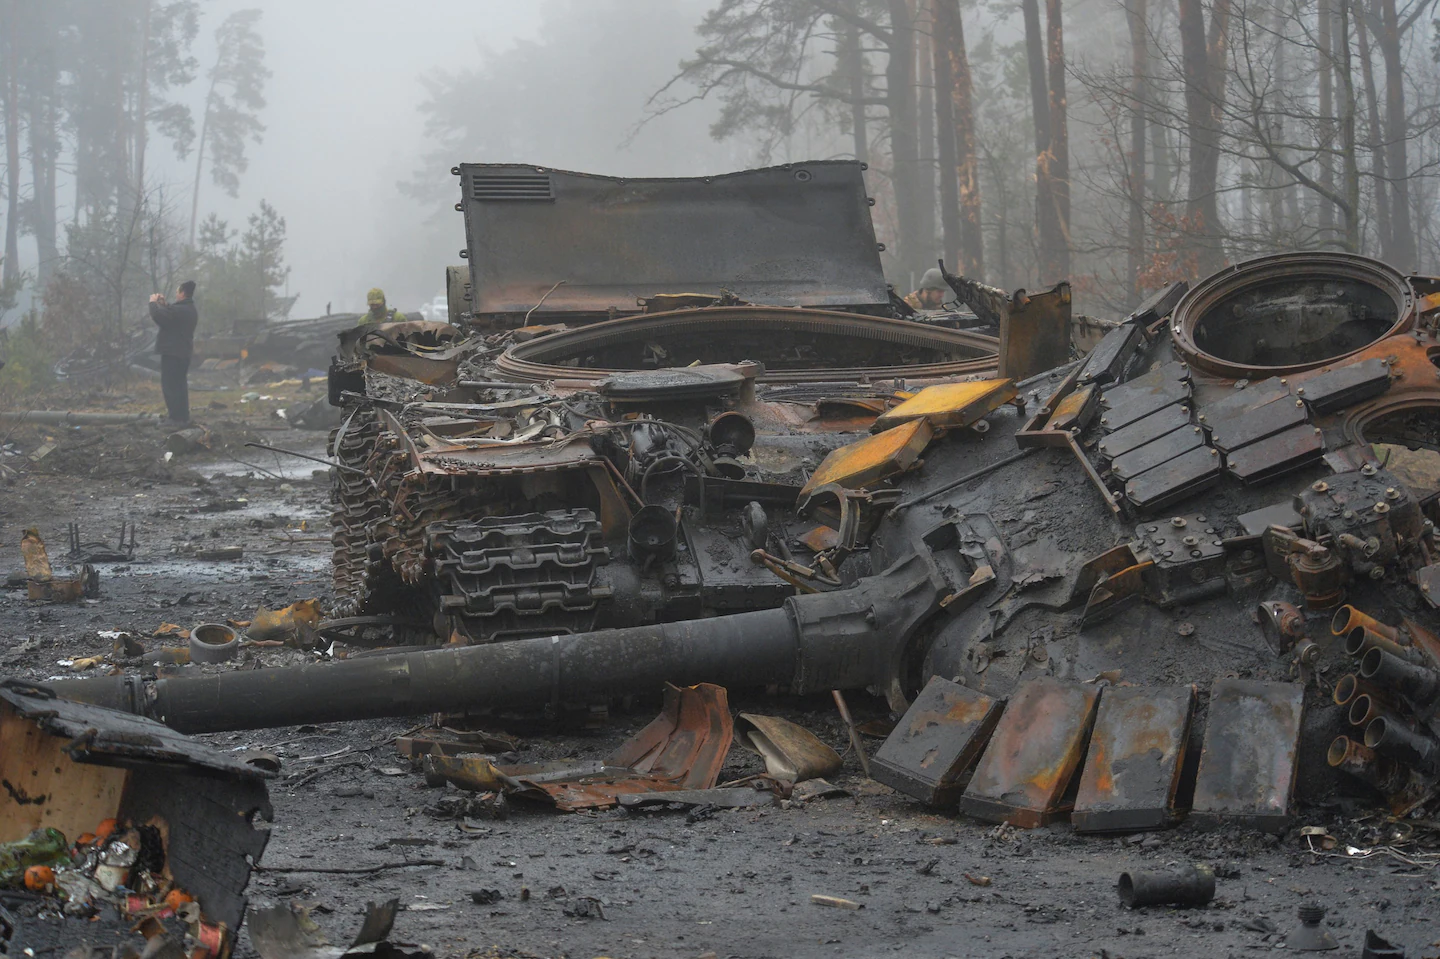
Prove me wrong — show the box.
[1097,377,1192,432]
[1099,361,1191,408]
[1193,376,1288,424]
[1123,446,1223,511]
[1097,405,1194,460]
[1206,394,1309,452]
[0,684,276,780]
[1224,424,1326,484]
[1237,501,1303,536]
[1190,679,1304,832]
[997,282,1073,381]
[458,161,890,317]
[1079,323,1142,386]
[1418,564,1440,609]
[1110,426,1207,481]
[597,364,748,401]
[417,439,604,473]
[1073,685,1196,833]
[1294,357,1393,413]
[478,683,734,812]
[958,678,1101,827]
[870,676,1004,806]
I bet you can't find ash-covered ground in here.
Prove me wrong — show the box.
[2,382,1438,959]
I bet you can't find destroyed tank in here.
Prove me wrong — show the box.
[323,161,1002,642]
[53,247,1440,834]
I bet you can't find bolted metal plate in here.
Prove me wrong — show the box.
[1123,446,1223,512]
[1194,377,1288,425]
[1097,377,1192,432]
[1205,394,1308,453]
[870,676,1005,807]
[1224,424,1326,484]
[1110,426,1207,481]
[1073,684,1197,833]
[800,418,935,495]
[871,378,1017,433]
[1190,679,1304,832]
[1079,324,1142,386]
[1294,357,1393,413]
[958,678,1101,828]
[1100,361,1192,408]
[1098,405,1194,461]
[1045,383,1100,433]
[596,365,747,401]
[1418,564,1440,609]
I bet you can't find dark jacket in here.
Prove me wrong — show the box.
[149,296,198,357]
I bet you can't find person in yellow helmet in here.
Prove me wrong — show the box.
[359,288,403,324]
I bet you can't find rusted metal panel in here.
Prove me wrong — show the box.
[871,378,1017,433]
[1206,394,1308,452]
[1100,361,1191,406]
[997,282,1073,381]
[1110,426,1206,481]
[1294,357,1393,412]
[457,161,890,319]
[800,419,935,494]
[1097,405,1194,460]
[1123,446,1223,511]
[1224,424,1326,484]
[1045,383,1099,433]
[1097,377,1192,432]
[1190,679,1304,832]
[366,351,460,386]
[958,678,1102,827]
[871,676,1004,806]
[1073,684,1197,833]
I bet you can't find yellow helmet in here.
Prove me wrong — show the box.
[366,287,386,305]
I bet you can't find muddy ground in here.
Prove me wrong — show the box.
[3,379,1439,959]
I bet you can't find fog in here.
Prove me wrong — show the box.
[136,0,762,317]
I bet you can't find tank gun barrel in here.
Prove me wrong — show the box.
[46,532,964,733]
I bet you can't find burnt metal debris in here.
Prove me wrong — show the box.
[33,166,1440,841]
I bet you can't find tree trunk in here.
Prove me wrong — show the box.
[1126,0,1148,305]
[1,1,19,288]
[1355,0,1389,255]
[1022,0,1060,282]
[841,23,869,165]
[930,1,961,269]
[1177,0,1230,273]
[886,0,922,281]
[914,3,936,266]
[1045,0,1070,280]
[1335,0,1361,251]
[1377,0,1414,266]
[935,0,983,278]
[25,2,59,289]
[133,0,151,206]
[1317,0,1335,239]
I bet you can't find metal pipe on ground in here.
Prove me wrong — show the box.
[1117,865,1216,907]
[0,411,161,426]
[1327,735,1407,795]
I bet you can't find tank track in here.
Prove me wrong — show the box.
[426,509,612,640]
[329,410,386,615]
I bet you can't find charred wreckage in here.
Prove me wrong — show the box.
[28,162,1440,878]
